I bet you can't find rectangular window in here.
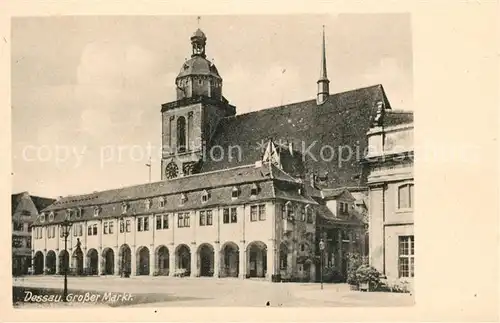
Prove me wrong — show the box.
[120,220,125,233]
[230,208,237,223]
[250,205,257,222]
[88,225,92,236]
[104,222,108,234]
[398,184,414,209]
[165,214,169,229]
[258,204,266,221]
[156,215,162,230]
[398,236,415,278]
[73,226,78,237]
[281,204,286,219]
[178,214,183,228]
[137,218,143,232]
[92,224,98,235]
[126,220,131,232]
[200,211,206,226]
[184,213,190,227]
[223,208,229,224]
[207,210,213,226]
[144,217,149,231]
[109,222,114,234]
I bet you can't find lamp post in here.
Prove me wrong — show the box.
[319,239,325,290]
[60,219,72,302]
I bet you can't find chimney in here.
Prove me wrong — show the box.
[316,25,330,105]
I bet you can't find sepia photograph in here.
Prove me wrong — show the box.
[12,13,415,308]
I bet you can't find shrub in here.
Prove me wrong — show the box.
[346,252,363,285]
[355,265,381,288]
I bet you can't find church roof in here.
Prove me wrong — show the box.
[191,28,207,39]
[200,84,396,188]
[177,56,221,80]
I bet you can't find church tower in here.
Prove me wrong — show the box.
[161,27,236,180]
[316,25,330,105]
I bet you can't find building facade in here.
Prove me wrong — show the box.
[364,109,414,282]
[32,27,406,281]
[12,192,55,276]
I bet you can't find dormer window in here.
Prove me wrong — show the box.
[48,212,55,222]
[250,183,259,196]
[65,209,72,220]
[145,199,152,210]
[121,202,129,214]
[231,186,239,199]
[76,208,83,218]
[180,193,187,205]
[93,206,100,217]
[201,190,209,203]
[159,197,165,208]
[40,213,46,223]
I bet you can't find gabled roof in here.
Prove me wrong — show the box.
[11,192,25,213]
[322,188,356,201]
[31,195,57,212]
[200,84,391,189]
[11,192,55,216]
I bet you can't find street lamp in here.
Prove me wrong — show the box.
[60,219,72,302]
[319,239,325,290]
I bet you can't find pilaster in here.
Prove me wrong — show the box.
[190,242,197,277]
[169,244,176,277]
[213,241,220,278]
[238,240,246,279]
[149,244,155,276]
[131,245,136,276]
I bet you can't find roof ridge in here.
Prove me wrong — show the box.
[226,84,385,120]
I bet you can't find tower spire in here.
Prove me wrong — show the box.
[317,25,330,105]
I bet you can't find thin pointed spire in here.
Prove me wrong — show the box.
[319,25,328,81]
[316,25,330,105]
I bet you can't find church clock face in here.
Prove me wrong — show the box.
[165,162,179,179]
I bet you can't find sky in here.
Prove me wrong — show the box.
[11,14,413,198]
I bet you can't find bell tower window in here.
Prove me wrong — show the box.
[177,116,186,153]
